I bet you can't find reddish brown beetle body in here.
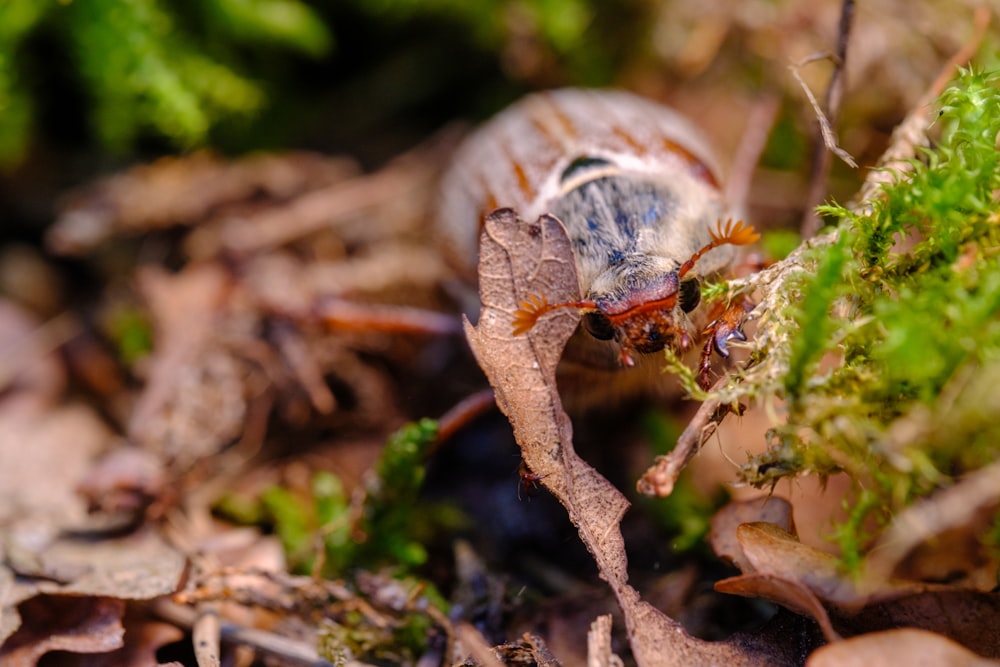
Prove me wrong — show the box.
[437,89,755,401]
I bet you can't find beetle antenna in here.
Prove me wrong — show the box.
[677,219,760,279]
[512,293,598,335]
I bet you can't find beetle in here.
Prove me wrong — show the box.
[436,88,757,397]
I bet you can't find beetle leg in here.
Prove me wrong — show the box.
[698,296,753,389]
[697,334,716,390]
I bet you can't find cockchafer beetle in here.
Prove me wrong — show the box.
[436,88,758,402]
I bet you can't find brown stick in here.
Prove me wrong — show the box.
[636,378,733,497]
[800,0,856,239]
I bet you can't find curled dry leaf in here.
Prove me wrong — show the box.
[715,573,840,643]
[464,208,799,666]
[733,523,856,607]
[0,596,125,666]
[860,458,1000,591]
[708,496,795,574]
[715,520,1000,657]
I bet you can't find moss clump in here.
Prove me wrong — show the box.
[0,0,329,165]
[719,69,1000,568]
[215,418,443,576]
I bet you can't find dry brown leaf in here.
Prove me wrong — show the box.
[716,573,840,642]
[129,263,248,466]
[77,446,166,518]
[805,628,999,667]
[709,495,795,572]
[734,523,864,608]
[0,567,20,645]
[0,301,68,411]
[717,521,1000,656]
[464,208,800,666]
[845,590,1000,658]
[0,596,125,666]
[0,403,109,526]
[213,147,439,257]
[0,398,113,644]
[6,527,185,600]
[97,614,185,667]
[48,151,359,255]
[860,459,1000,591]
[587,614,619,667]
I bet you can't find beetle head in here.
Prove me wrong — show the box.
[580,257,697,363]
[512,219,758,365]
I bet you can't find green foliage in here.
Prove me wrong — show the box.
[0,0,329,164]
[782,236,847,401]
[197,0,332,57]
[261,482,317,567]
[729,69,1000,569]
[105,305,154,365]
[0,0,50,165]
[217,418,442,577]
[352,418,440,570]
[347,0,635,86]
[759,229,801,262]
[219,422,449,662]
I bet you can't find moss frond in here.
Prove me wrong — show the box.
[717,68,1000,570]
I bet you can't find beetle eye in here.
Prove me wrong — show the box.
[679,278,701,313]
[583,313,615,340]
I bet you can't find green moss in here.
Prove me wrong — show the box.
[216,419,442,576]
[0,0,328,164]
[722,69,1000,570]
[0,0,50,166]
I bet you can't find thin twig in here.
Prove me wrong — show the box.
[852,6,991,212]
[800,0,857,238]
[430,388,496,456]
[636,378,732,497]
[725,95,781,210]
[154,600,372,667]
[454,622,505,667]
[193,606,222,667]
[318,299,464,337]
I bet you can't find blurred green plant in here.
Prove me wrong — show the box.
[216,418,449,576]
[216,419,453,663]
[349,0,627,86]
[104,304,154,366]
[722,69,1000,569]
[0,0,330,165]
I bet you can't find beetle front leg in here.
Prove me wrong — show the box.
[697,296,753,390]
